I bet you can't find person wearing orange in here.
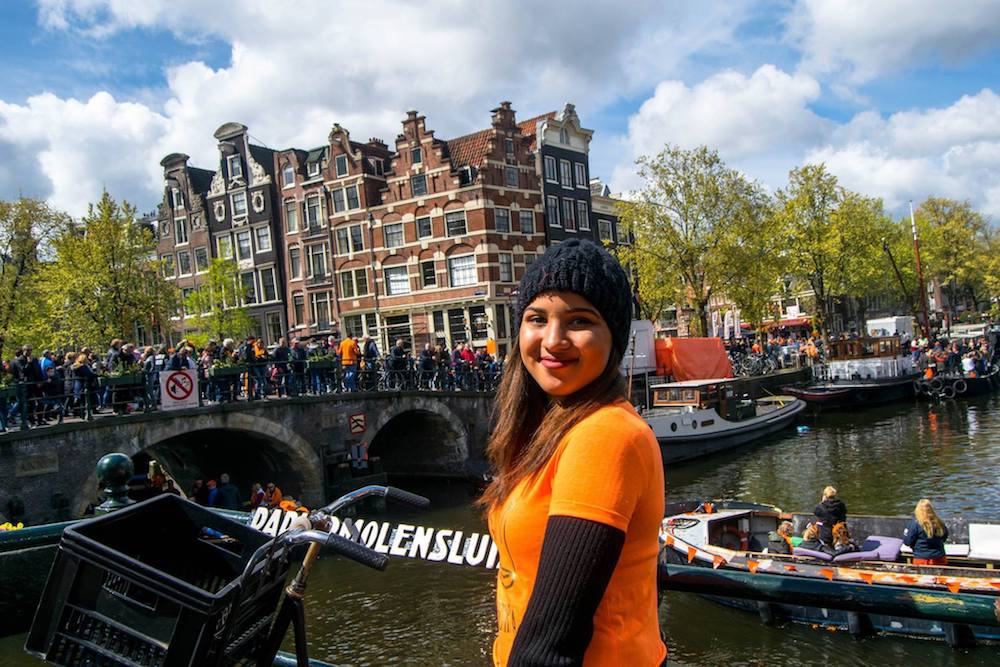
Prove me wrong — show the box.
[264,482,283,508]
[484,239,666,666]
[339,334,360,391]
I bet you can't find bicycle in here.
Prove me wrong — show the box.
[254,484,430,667]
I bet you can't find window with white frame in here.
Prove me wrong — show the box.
[332,188,345,213]
[259,266,277,302]
[445,211,467,236]
[505,166,518,188]
[562,198,576,231]
[410,174,427,197]
[544,156,557,182]
[353,268,369,295]
[306,195,322,230]
[448,254,476,287]
[346,185,360,209]
[499,253,513,282]
[577,200,590,230]
[307,161,320,178]
[307,244,327,278]
[559,160,572,188]
[342,313,363,337]
[288,246,301,279]
[236,231,253,260]
[240,271,257,304]
[411,147,422,164]
[227,154,243,179]
[384,265,410,295]
[575,163,587,188]
[231,191,248,218]
[416,216,432,239]
[161,254,175,278]
[384,222,404,248]
[559,128,569,144]
[172,188,183,209]
[282,163,295,187]
[339,268,368,298]
[174,217,188,244]
[335,155,348,177]
[284,199,297,233]
[495,208,510,233]
[458,166,473,186]
[194,247,209,273]
[519,210,535,234]
[335,227,350,255]
[254,225,272,252]
[546,196,560,227]
[598,219,615,243]
[293,294,304,325]
[217,234,233,259]
[349,225,365,252]
[312,292,332,328]
[369,157,384,176]
[421,261,436,288]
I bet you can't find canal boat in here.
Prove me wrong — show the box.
[914,365,1000,400]
[658,500,1000,646]
[643,379,805,464]
[783,337,921,409]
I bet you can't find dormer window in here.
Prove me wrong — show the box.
[307,161,320,178]
[227,154,243,179]
[335,154,348,177]
[282,163,295,187]
[370,157,384,176]
[171,187,183,210]
[411,147,422,165]
[559,128,569,145]
[459,166,473,186]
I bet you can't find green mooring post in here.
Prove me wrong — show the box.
[94,452,135,515]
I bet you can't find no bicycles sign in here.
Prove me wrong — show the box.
[160,370,199,411]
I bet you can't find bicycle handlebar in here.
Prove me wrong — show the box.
[313,484,430,516]
[385,486,431,508]
[325,532,389,571]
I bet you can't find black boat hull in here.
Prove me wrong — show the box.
[784,374,919,410]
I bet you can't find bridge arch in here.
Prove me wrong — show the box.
[71,412,323,516]
[368,397,470,477]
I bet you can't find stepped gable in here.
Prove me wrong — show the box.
[444,111,555,169]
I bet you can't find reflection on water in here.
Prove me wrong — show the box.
[2,394,999,665]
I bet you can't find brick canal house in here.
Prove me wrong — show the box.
[157,105,624,354]
[157,122,288,345]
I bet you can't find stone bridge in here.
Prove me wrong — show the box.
[0,391,495,526]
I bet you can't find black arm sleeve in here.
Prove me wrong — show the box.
[508,515,626,667]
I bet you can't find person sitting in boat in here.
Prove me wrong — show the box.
[903,498,949,566]
[799,523,825,552]
[831,521,858,556]
[814,485,847,547]
[767,521,795,554]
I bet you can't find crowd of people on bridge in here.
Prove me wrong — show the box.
[0,333,505,431]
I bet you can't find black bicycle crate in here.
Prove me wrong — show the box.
[26,494,290,666]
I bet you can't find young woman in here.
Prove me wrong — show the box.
[483,239,666,666]
[903,498,950,565]
[814,485,847,546]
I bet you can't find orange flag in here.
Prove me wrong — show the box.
[687,547,697,563]
[819,568,834,581]
[990,582,1000,591]
[712,555,726,569]
[746,560,759,573]
[784,564,797,572]
[946,582,961,594]
[665,534,675,547]
[859,572,874,585]
[899,575,917,584]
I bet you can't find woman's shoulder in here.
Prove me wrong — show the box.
[561,401,658,461]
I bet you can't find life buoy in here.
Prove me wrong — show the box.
[720,524,749,551]
[953,379,967,395]
[929,377,944,392]
[941,385,956,399]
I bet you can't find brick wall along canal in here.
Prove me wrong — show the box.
[3,392,999,665]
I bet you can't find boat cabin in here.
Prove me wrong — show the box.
[649,379,756,421]
[826,336,901,360]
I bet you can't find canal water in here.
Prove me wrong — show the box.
[3,392,999,665]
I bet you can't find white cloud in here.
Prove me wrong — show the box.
[789,0,1000,85]
[6,0,750,215]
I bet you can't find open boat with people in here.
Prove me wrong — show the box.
[643,379,805,465]
[658,500,1000,646]
[783,337,920,409]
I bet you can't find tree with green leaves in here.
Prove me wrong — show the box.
[182,257,256,342]
[36,191,178,348]
[617,145,772,336]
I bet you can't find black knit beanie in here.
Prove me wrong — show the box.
[513,239,633,358]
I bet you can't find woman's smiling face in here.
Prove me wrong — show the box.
[519,291,612,398]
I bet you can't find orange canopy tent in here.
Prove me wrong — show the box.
[654,337,734,381]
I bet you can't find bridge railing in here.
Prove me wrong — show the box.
[0,360,503,433]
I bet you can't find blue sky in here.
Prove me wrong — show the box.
[1,0,999,219]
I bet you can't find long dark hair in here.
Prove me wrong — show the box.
[479,335,626,509]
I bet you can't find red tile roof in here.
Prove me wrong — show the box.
[518,112,556,151]
[445,111,556,167]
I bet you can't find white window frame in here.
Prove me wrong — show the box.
[307,161,320,178]
[258,266,278,302]
[384,265,411,295]
[384,222,404,248]
[544,156,558,183]
[288,246,302,280]
[577,200,590,231]
[227,154,243,179]
[292,293,305,325]
[421,260,436,288]
[254,225,272,253]
[562,198,576,231]
[235,230,253,261]
[410,174,427,197]
[416,216,432,239]
[346,185,360,210]
[495,208,510,233]
[353,268,369,296]
[332,188,346,213]
[240,271,258,305]
[172,187,183,210]
[285,199,298,234]
[546,196,560,228]
[311,292,332,328]
[575,163,587,189]
[335,154,349,178]
[282,163,295,188]
[499,253,513,283]
[519,210,535,235]
[194,246,209,274]
[559,159,573,188]
[307,243,328,278]
[231,191,248,219]
[445,211,467,237]
[598,219,615,243]
[161,254,175,278]
[306,194,323,230]
[349,224,365,252]
[448,254,476,287]
[174,217,188,245]
[216,233,233,259]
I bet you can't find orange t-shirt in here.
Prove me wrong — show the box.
[339,338,359,365]
[487,400,666,666]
